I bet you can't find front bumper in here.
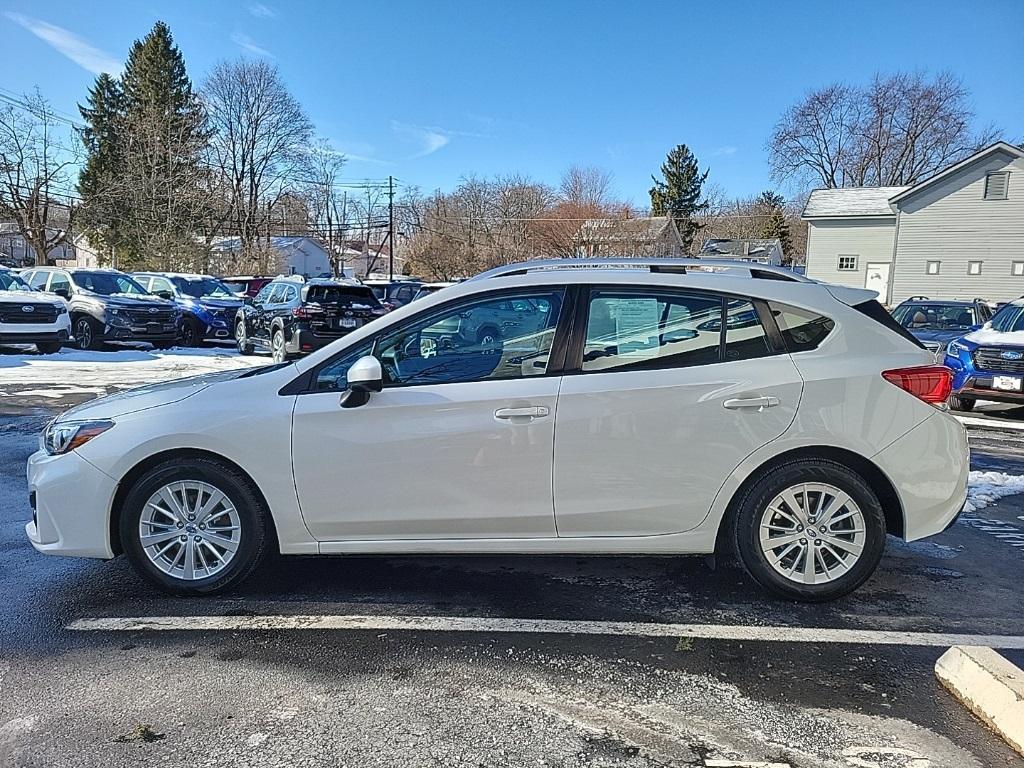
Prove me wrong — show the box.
[25,448,118,559]
[0,328,70,344]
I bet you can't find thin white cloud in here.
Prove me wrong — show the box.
[713,145,739,157]
[247,3,276,19]
[391,120,451,158]
[5,12,121,75]
[231,31,274,57]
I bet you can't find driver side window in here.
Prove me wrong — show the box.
[376,289,564,387]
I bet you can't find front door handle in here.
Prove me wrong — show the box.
[723,396,780,410]
[495,406,550,421]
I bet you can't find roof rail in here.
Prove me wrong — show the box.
[467,258,812,283]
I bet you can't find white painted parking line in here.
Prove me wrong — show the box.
[958,415,1024,431]
[66,615,1024,648]
[705,761,791,768]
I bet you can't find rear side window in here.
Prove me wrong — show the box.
[768,302,836,352]
[850,300,924,349]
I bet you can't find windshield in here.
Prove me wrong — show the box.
[0,272,31,292]
[306,285,382,307]
[173,277,236,299]
[990,303,1024,333]
[74,271,147,296]
[895,303,977,330]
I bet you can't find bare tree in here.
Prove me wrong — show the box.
[769,72,1001,189]
[0,91,78,266]
[559,165,612,208]
[300,138,346,267]
[203,58,313,272]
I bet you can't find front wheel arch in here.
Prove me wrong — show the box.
[109,448,279,557]
[714,445,904,557]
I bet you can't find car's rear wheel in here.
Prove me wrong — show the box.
[732,459,886,602]
[235,320,254,355]
[181,318,204,347]
[271,328,289,363]
[36,341,62,354]
[120,457,270,595]
[949,395,975,412]
[74,316,103,350]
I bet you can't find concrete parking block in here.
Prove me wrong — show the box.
[935,645,1024,757]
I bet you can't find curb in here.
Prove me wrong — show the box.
[935,645,1024,757]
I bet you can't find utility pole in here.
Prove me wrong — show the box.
[387,175,395,281]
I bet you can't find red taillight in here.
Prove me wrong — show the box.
[293,306,323,319]
[881,365,953,405]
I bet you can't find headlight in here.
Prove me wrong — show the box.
[41,419,114,455]
[55,304,67,315]
[947,340,968,356]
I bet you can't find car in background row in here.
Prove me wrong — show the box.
[412,281,458,301]
[133,272,243,347]
[363,278,422,310]
[891,298,992,357]
[235,276,387,362]
[945,298,1024,411]
[21,267,180,350]
[0,267,70,353]
[221,276,273,299]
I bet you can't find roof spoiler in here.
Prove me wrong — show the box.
[825,284,881,306]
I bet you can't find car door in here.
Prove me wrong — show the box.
[553,287,803,538]
[290,287,570,541]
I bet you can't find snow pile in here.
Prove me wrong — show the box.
[965,470,1024,514]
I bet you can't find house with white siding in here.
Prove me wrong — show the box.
[802,142,1024,304]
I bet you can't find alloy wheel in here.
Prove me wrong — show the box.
[758,482,866,585]
[272,331,285,363]
[76,319,92,350]
[138,480,241,581]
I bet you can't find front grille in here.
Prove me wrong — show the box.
[972,347,1024,374]
[125,307,175,324]
[0,303,58,324]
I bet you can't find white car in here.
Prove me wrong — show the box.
[26,259,968,601]
[0,267,71,353]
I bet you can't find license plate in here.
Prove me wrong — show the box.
[338,318,357,328]
[992,375,1022,391]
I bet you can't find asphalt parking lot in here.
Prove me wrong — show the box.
[1,349,1023,767]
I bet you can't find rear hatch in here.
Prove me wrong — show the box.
[302,285,384,334]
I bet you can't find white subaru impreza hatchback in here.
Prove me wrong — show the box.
[26,259,968,601]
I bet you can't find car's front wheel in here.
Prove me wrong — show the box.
[732,459,886,602]
[119,457,271,595]
[181,318,204,347]
[74,316,103,350]
[235,320,254,355]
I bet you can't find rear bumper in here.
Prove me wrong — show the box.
[872,411,969,541]
[26,448,117,559]
[285,327,351,355]
[954,374,1024,404]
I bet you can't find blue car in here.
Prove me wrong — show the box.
[943,299,1024,411]
[890,298,992,357]
[132,272,243,347]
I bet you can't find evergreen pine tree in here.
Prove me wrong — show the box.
[78,73,125,248]
[649,144,709,252]
[755,190,791,260]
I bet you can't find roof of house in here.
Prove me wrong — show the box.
[889,141,1024,204]
[802,187,908,219]
[701,238,782,257]
[578,216,681,244]
[212,235,328,252]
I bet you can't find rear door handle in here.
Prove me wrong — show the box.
[723,396,779,410]
[495,406,550,421]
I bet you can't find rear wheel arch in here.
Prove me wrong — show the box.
[109,448,279,557]
[715,445,904,556]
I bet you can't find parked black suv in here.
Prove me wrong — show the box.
[21,267,181,350]
[235,277,386,362]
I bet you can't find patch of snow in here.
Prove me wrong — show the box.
[965,470,1024,514]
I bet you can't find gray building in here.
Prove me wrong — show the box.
[802,142,1024,304]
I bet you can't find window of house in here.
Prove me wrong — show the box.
[968,261,983,276]
[984,171,1009,201]
[837,255,857,271]
[1012,262,1024,277]
[926,261,940,275]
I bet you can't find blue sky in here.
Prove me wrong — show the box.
[1,0,1021,205]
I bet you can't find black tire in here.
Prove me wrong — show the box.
[181,318,204,347]
[475,326,501,353]
[235,320,254,355]
[36,341,62,354]
[119,456,271,595]
[731,459,887,602]
[271,327,289,363]
[949,395,975,412]
[74,316,103,350]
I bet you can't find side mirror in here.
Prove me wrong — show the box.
[53,288,70,300]
[339,355,383,409]
[155,290,173,300]
[242,296,254,306]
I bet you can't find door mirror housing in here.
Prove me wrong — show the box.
[53,287,70,300]
[242,296,254,306]
[155,290,173,300]
[340,355,383,408]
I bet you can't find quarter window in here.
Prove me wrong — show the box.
[582,291,722,373]
[838,255,857,271]
[968,261,983,276]
[723,299,773,361]
[376,290,564,386]
[768,302,835,353]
